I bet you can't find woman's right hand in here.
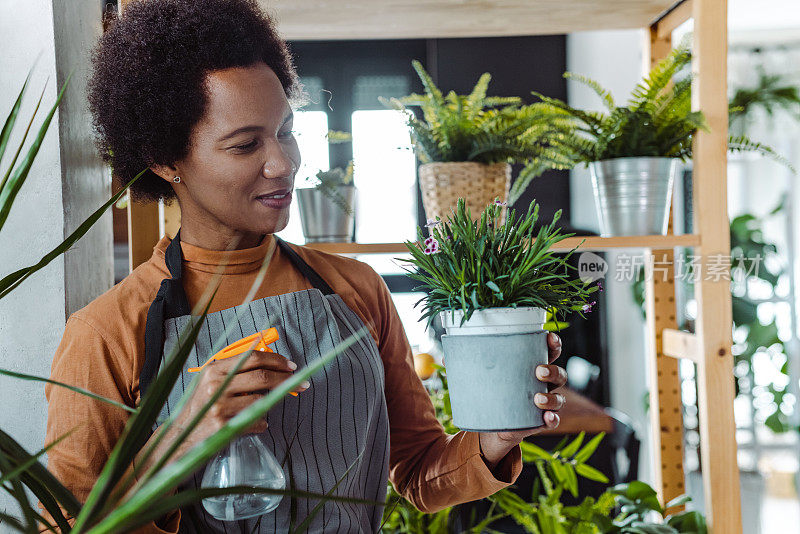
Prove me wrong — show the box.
[157,349,307,458]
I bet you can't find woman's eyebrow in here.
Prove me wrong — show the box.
[218,112,293,142]
[218,125,263,142]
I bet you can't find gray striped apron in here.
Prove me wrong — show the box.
[140,230,390,533]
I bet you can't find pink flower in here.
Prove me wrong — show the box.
[494,199,508,207]
[582,301,597,313]
[597,280,604,292]
[423,237,441,255]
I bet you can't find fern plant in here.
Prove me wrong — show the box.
[382,60,574,188]
[729,68,800,130]
[510,43,793,204]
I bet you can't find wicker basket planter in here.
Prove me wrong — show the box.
[418,162,511,222]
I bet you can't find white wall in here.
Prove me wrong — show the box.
[0,0,108,526]
[566,29,654,484]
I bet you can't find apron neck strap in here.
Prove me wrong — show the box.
[274,236,335,296]
[140,228,191,398]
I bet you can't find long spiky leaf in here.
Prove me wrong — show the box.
[0,72,72,233]
[0,168,144,300]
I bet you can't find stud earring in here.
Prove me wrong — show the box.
[173,176,181,183]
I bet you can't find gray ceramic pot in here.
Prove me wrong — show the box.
[440,307,548,431]
[295,185,355,243]
[589,157,680,236]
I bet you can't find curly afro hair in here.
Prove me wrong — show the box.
[88,0,299,204]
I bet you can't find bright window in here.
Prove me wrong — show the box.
[351,109,417,245]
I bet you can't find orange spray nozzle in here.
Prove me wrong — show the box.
[186,327,299,397]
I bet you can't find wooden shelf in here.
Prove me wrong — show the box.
[303,234,701,254]
[268,0,683,40]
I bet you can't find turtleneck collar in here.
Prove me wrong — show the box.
[153,233,277,274]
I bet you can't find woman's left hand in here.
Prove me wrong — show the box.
[477,331,568,469]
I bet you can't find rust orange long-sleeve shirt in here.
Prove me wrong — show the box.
[44,234,522,532]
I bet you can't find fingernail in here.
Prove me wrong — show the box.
[300,380,311,389]
[535,393,547,404]
[538,366,550,378]
[287,361,297,370]
[554,334,562,345]
[546,411,556,423]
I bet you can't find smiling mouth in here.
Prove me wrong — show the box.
[255,189,293,209]
[257,191,291,200]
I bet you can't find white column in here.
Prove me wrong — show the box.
[566,29,652,484]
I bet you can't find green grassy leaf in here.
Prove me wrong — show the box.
[290,450,364,534]
[0,427,80,527]
[0,428,75,488]
[0,168,145,300]
[84,327,368,534]
[0,71,73,233]
[559,431,585,458]
[574,432,605,463]
[0,69,33,190]
[89,485,381,534]
[574,464,610,484]
[0,368,136,413]
[72,291,219,531]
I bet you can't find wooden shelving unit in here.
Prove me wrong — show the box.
[126,1,740,531]
[303,234,702,254]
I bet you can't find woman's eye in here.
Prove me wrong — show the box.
[233,140,258,151]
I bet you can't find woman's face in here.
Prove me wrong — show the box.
[155,62,300,250]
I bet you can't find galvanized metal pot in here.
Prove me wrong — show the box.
[589,157,680,236]
[439,307,548,431]
[295,185,356,243]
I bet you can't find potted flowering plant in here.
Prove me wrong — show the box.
[402,198,597,431]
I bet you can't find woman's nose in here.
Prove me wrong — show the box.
[261,142,297,179]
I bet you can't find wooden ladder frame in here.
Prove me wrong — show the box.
[646,1,742,532]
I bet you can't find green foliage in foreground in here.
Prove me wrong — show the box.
[382,366,707,534]
[0,67,371,534]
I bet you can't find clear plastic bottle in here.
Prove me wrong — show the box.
[200,434,286,521]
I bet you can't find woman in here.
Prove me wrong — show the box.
[45,0,568,532]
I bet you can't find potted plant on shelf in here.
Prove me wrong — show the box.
[402,198,597,431]
[382,60,570,223]
[295,131,357,243]
[514,44,792,237]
